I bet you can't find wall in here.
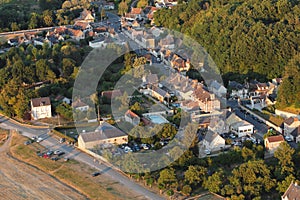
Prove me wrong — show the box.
[275,109,299,119]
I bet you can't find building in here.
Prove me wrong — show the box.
[31,97,52,120]
[290,126,300,143]
[202,130,225,152]
[284,117,300,136]
[282,182,300,200]
[225,113,254,137]
[75,9,95,23]
[150,86,170,103]
[125,110,140,126]
[264,135,285,153]
[72,99,89,111]
[78,121,128,149]
[209,80,227,98]
[101,89,123,99]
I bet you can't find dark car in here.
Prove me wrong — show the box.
[51,157,59,161]
[24,140,31,145]
[92,172,101,177]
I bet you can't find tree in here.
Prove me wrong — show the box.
[43,10,53,27]
[137,0,148,8]
[228,160,276,199]
[118,1,128,16]
[276,174,296,194]
[184,165,207,186]
[182,185,192,196]
[130,102,143,115]
[10,22,20,31]
[62,58,76,78]
[274,142,295,175]
[29,13,39,29]
[158,168,178,189]
[203,170,223,193]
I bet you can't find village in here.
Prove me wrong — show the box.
[0,1,299,199]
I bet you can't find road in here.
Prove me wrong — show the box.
[0,115,164,200]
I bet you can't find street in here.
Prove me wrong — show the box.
[0,114,164,200]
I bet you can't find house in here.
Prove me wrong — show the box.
[202,130,225,152]
[193,85,221,113]
[78,121,128,149]
[284,117,300,136]
[103,2,115,10]
[54,95,71,104]
[101,89,123,99]
[74,21,93,32]
[125,110,140,126]
[209,80,227,98]
[159,34,175,49]
[228,80,248,99]
[150,86,170,103]
[282,182,300,200]
[290,126,300,143]
[31,97,52,120]
[68,29,85,41]
[7,38,19,46]
[272,78,283,86]
[89,36,106,48]
[72,99,89,111]
[142,74,158,88]
[75,9,95,23]
[264,135,285,153]
[225,113,254,137]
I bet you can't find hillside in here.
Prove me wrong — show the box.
[154,0,300,82]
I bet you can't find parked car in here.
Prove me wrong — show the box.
[31,136,37,141]
[36,137,43,143]
[59,138,66,144]
[92,172,101,177]
[285,136,293,142]
[51,157,59,161]
[24,140,31,145]
[46,150,54,156]
[64,157,69,162]
[54,150,65,156]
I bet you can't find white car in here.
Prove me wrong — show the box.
[285,136,293,142]
[36,137,43,143]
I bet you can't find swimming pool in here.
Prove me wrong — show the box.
[147,114,169,124]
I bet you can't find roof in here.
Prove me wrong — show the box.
[68,29,84,37]
[291,126,300,138]
[80,121,127,143]
[131,8,142,15]
[282,182,300,200]
[145,74,158,85]
[284,117,299,126]
[193,85,212,102]
[152,86,169,97]
[31,97,51,107]
[226,113,242,125]
[266,135,284,143]
[125,110,139,119]
[197,192,226,200]
[204,130,220,143]
[230,121,252,129]
[74,21,90,29]
[72,99,88,108]
[101,89,122,99]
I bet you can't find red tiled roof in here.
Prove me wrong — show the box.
[125,110,139,118]
[131,8,142,15]
[266,135,284,143]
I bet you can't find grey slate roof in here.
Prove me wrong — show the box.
[31,97,51,107]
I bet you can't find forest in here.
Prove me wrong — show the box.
[154,0,300,79]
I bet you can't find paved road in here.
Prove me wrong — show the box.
[0,115,164,200]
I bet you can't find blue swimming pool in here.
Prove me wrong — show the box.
[148,114,169,124]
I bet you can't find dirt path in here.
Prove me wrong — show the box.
[0,133,87,200]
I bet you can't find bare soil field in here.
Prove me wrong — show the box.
[1,132,145,200]
[0,134,86,199]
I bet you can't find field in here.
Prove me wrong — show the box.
[0,128,9,146]
[3,132,145,200]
